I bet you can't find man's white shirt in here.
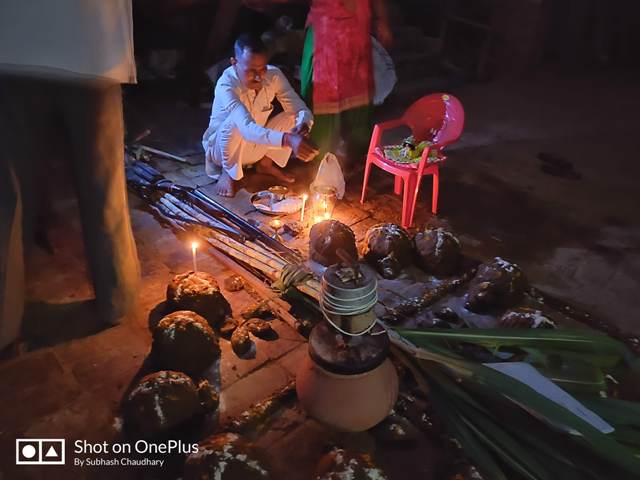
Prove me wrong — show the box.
[202,65,313,180]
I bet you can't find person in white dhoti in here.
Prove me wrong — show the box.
[202,34,319,197]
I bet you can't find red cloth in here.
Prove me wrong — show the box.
[307,0,373,115]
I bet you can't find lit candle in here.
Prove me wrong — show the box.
[271,218,282,230]
[314,215,323,224]
[191,241,198,272]
[300,193,308,223]
[324,211,331,220]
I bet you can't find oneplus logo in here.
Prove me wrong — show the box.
[16,439,65,465]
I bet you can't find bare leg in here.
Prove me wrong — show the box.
[256,156,295,184]
[214,170,237,197]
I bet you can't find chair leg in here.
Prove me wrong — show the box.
[394,175,402,195]
[408,174,423,227]
[360,158,373,204]
[431,167,439,215]
[401,175,417,228]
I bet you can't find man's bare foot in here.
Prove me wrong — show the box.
[256,156,295,184]
[214,171,236,197]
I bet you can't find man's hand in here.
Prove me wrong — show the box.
[283,133,319,162]
[291,123,310,137]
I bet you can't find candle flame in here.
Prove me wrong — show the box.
[300,193,308,223]
[191,241,198,272]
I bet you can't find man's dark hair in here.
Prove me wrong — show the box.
[234,34,268,58]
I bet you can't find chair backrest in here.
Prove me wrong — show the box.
[402,93,465,148]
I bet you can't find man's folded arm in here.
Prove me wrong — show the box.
[216,81,284,146]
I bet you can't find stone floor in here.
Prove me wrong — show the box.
[2,67,639,479]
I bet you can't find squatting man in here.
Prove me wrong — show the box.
[202,34,319,197]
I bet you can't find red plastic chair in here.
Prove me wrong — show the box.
[360,93,465,228]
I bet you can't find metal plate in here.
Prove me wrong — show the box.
[250,188,302,216]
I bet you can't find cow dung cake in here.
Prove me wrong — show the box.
[152,310,220,376]
[414,228,461,276]
[315,448,389,480]
[123,371,218,438]
[362,223,413,279]
[184,433,272,480]
[465,257,527,313]
[167,271,231,328]
[309,220,357,266]
[230,324,252,356]
[223,274,245,292]
[499,307,554,329]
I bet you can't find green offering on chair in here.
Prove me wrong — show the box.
[384,135,439,164]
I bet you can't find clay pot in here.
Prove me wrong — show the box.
[296,353,398,432]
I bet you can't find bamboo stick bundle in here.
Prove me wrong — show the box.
[205,237,280,279]
[246,238,291,266]
[133,171,319,300]
[157,196,196,224]
[149,203,191,233]
[297,279,321,300]
[151,202,281,280]
[208,232,287,272]
[158,195,319,297]
[129,160,302,262]
[162,192,287,270]
[249,239,293,265]
[128,163,155,184]
[164,193,233,233]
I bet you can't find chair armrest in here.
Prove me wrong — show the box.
[376,118,405,131]
[367,118,406,154]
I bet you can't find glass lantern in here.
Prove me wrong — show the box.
[310,184,337,224]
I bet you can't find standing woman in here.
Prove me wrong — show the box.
[301,0,392,165]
